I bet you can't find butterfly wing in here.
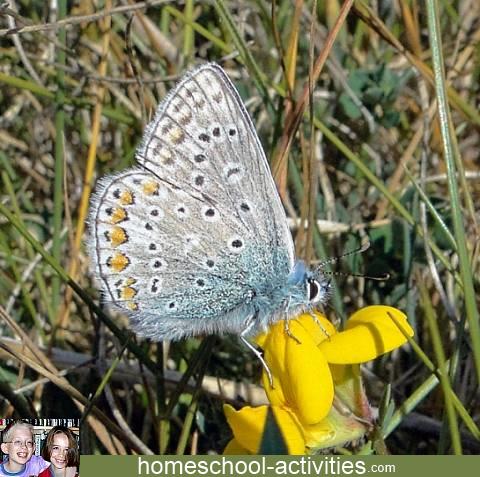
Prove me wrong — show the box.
[88,63,294,340]
[137,63,294,261]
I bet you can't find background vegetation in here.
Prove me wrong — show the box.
[0,0,479,455]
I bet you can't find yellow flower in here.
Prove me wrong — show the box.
[224,306,414,454]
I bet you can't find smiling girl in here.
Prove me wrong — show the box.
[39,427,79,477]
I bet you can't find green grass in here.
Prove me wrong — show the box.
[0,0,479,455]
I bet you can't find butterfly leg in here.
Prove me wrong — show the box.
[283,319,301,344]
[308,307,330,339]
[240,314,274,388]
[283,298,302,344]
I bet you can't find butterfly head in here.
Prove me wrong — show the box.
[289,261,331,307]
[306,273,331,305]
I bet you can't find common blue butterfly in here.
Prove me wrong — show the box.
[88,64,330,377]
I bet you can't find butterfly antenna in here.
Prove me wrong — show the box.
[323,270,390,281]
[317,239,371,268]
[317,240,390,281]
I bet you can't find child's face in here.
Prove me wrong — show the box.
[0,426,35,471]
[50,433,69,470]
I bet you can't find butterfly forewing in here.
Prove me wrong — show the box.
[89,63,294,339]
[137,64,293,260]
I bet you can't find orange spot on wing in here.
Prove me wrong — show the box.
[109,226,128,247]
[110,207,128,224]
[143,180,159,195]
[119,190,134,205]
[107,252,130,272]
[121,286,137,300]
[169,127,185,144]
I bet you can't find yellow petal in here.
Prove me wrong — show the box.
[261,371,287,408]
[292,313,337,346]
[347,305,413,331]
[255,329,268,348]
[223,404,306,455]
[271,407,306,455]
[260,323,288,407]
[223,438,251,455]
[319,306,413,364]
[262,318,334,425]
[223,404,267,454]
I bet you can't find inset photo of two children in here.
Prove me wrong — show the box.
[0,419,79,477]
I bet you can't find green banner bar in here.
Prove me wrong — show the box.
[81,455,480,477]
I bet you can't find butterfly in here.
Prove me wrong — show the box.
[88,63,330,378]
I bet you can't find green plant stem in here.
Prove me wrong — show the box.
[426,0,480,385]
[52,0,67,316]
[420,283,461,454]
[385,313,479,441]
[0,73,133,125]
[314,116,460,283]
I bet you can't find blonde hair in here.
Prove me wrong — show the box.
[2,420,34,443]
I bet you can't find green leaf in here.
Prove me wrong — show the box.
[259,408,289,455]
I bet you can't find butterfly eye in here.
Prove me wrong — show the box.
[307,278,320,302]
